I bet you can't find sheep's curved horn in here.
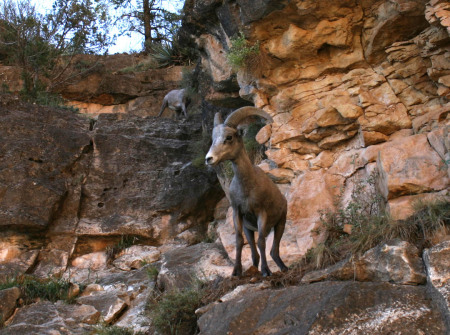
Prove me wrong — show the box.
[214,112,223,126]
[224,107,273,128]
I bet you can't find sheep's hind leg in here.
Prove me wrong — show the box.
[243,223,259,268]
[257,212,271,277]
[271,219,288,272]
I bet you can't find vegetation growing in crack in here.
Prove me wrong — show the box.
[148,279,204,335]
[227,31,260,71]
[306,172,450,269]
[93,324,145,335]
[106,235,140,261]
[0,275,81,305]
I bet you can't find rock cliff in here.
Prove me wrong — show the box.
[184,0,449,266]
[0,0,449,334]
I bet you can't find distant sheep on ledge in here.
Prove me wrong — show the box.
[205,107,288,277]
[158,89,189,119]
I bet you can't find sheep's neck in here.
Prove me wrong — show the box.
[231,150,255,186]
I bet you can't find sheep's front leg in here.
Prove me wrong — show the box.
[257,211,272,277]
[243,223,259,268]
[181,102,188,118]
[232,209,244,277]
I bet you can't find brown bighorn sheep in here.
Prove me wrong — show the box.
[205,107,288,277]
[158,89,189,119]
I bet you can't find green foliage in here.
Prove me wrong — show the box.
[111,0,187,54]
[191,130,211,169]
[227,31,260,70]
[1,83,10,93]
[93,325,141,335]
[145,265,159,281]
[118,58,158,73]
[243,122,265,165]
[308,172,450,269]
[203,220,218,243]
[180,67,199,102]
[0,0,111,102]
[106,235,139,260]
[408,199,450,242]
[148,38,196,67]
[0,275,74,304]
[148,42,174,67]
[149,283,203,335]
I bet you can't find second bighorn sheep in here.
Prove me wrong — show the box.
[158,89,189,119]
[205,107,288,277]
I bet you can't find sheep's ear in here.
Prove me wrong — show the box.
[214,112,223,126]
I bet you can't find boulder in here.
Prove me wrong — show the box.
[157,243,233,291]
[0,249,39,281]
[423,240,450,330]
[76,291,128,324]
[362,134,449,198]
[1,301,97,334]
[112,245,161,271]
[302,240,426,285]
[198,281,445,335]
[0,287,20,324]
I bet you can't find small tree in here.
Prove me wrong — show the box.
[110,0,183,52]
[0,0,111,99]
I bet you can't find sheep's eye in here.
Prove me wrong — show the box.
[225,135,233,141]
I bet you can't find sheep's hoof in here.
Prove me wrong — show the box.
[261,268,272,277]
[232,266,242,277]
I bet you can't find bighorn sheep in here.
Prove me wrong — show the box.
[205,107,288,277]
[158,89,189,119]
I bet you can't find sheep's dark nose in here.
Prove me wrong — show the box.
[205,156,213,165]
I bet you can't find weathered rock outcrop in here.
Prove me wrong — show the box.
[61,54,183,117]
[198,281,445,335]
[0,99,222,282]
[184,0,450,268]
[0,0,449,333]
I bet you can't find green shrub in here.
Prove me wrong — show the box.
[227,31,260,70]
[0,275,74,304]
[180,67,199,103]
[190,130,211,169]
[105,235,140,262]
[149,284,203,335]
[119,59,158,73]
[93,325,138,335]
[243,122,265,165]
[145,265,159,281]
[308,171,450,269]
[148,39,197,68]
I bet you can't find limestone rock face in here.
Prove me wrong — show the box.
[53,54,183,117]
[76,113,222,241]
[0,101,222,281]
[0,102,91,230]
[198,281,445,335]
[424,240,450,329]
[0,0,449,333]
[76,291,128,324]
[0,287,20,324]
[112,245,161,271]
[158,242,233,291]
[302,240,427,285]
[186,0,450,258]
[1,301,98,334]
